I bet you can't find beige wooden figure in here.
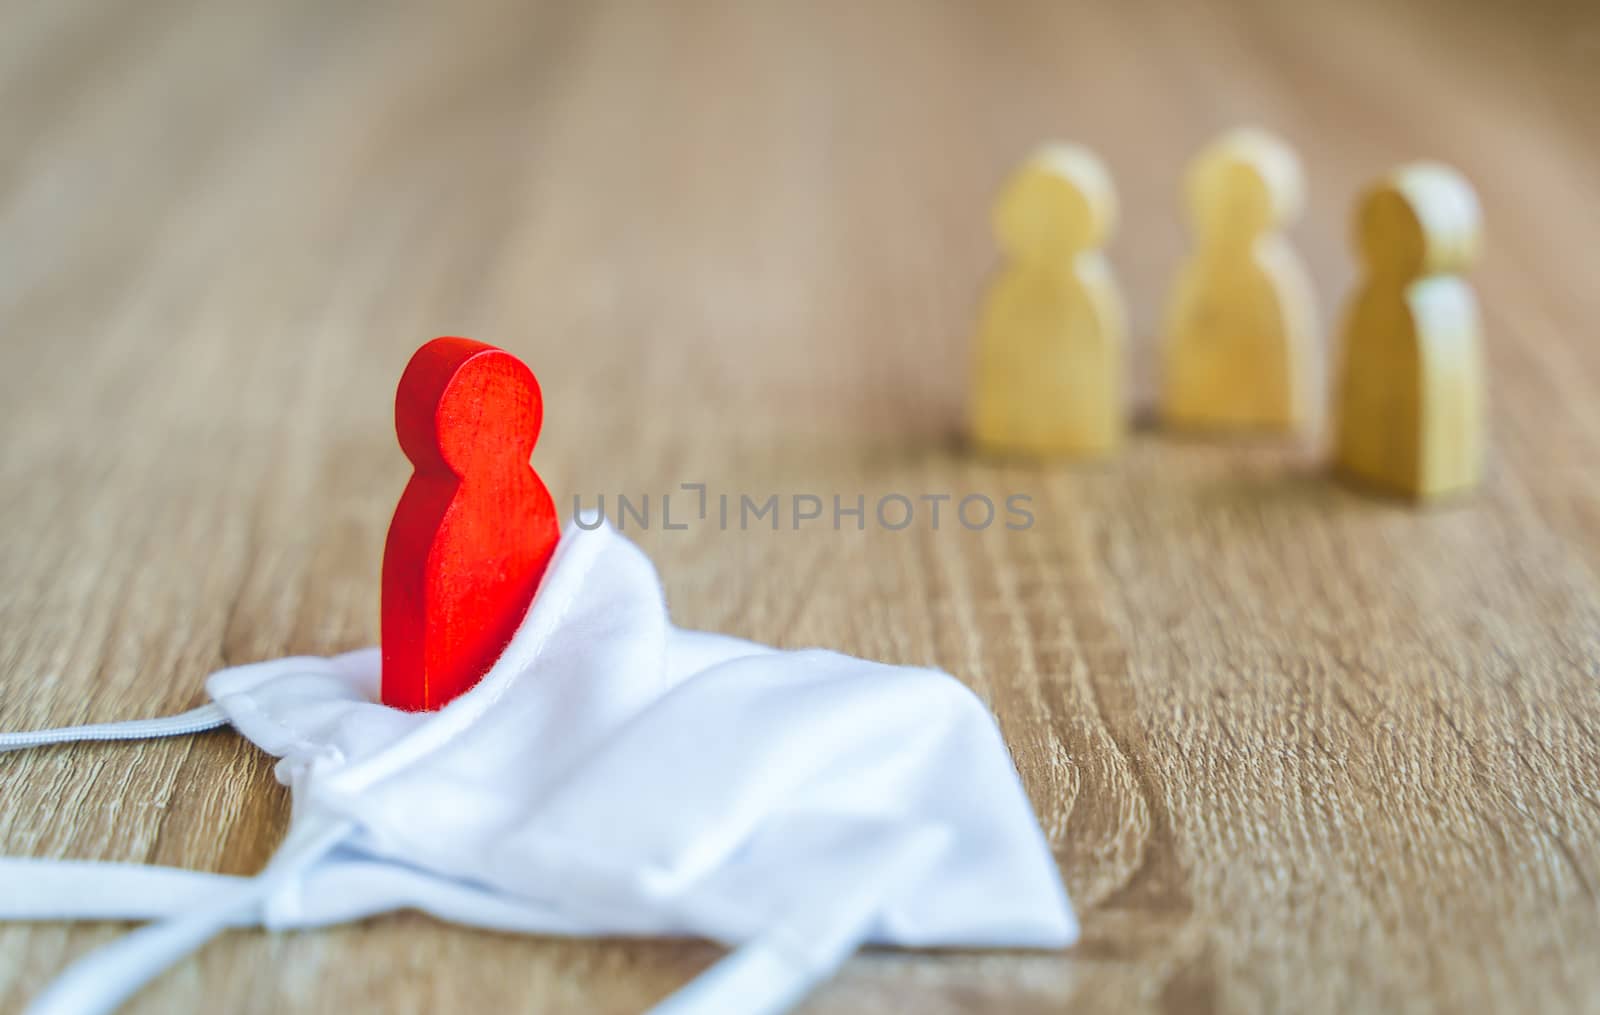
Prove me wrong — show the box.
[970,144,1126,458]
[1334,163,1484,501]
[1161,127,1317,431]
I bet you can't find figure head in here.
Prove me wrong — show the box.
[396,337,542,476]
[1186,127,1304,241]
[1356,162,1481,280]
[993,144,1117,260]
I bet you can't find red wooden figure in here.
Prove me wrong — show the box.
[381,337,560,711]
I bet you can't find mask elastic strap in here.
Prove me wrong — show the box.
[0,702,332,1015]
[21,814,354,1015]
[0,704,230,753]
[649,823,949,1015]
[0,857,245,923]
[0,703,242,925]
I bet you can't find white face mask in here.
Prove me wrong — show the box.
[0,520,1076,1015]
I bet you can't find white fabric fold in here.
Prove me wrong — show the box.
[0,519,1075,1015]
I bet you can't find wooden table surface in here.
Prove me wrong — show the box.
[2,0,1598,1011]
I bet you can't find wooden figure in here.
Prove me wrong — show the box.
[381,337,560,711]
[970,143,1127,459]
[1334,163,1484,501]
[1161,127,1317,431]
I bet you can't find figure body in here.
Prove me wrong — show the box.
[382,337,560,711]
[971,144,1126,458]
[1162,128,1317,431]
[1335,164,1484,500]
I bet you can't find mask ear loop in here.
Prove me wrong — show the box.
[21,814,354,1015]
[0,704,229,753]
[0,857,245,923]
[648,823,950,1015]
[0,706,351,1015]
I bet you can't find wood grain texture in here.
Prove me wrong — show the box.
[0,0,1597,1011]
